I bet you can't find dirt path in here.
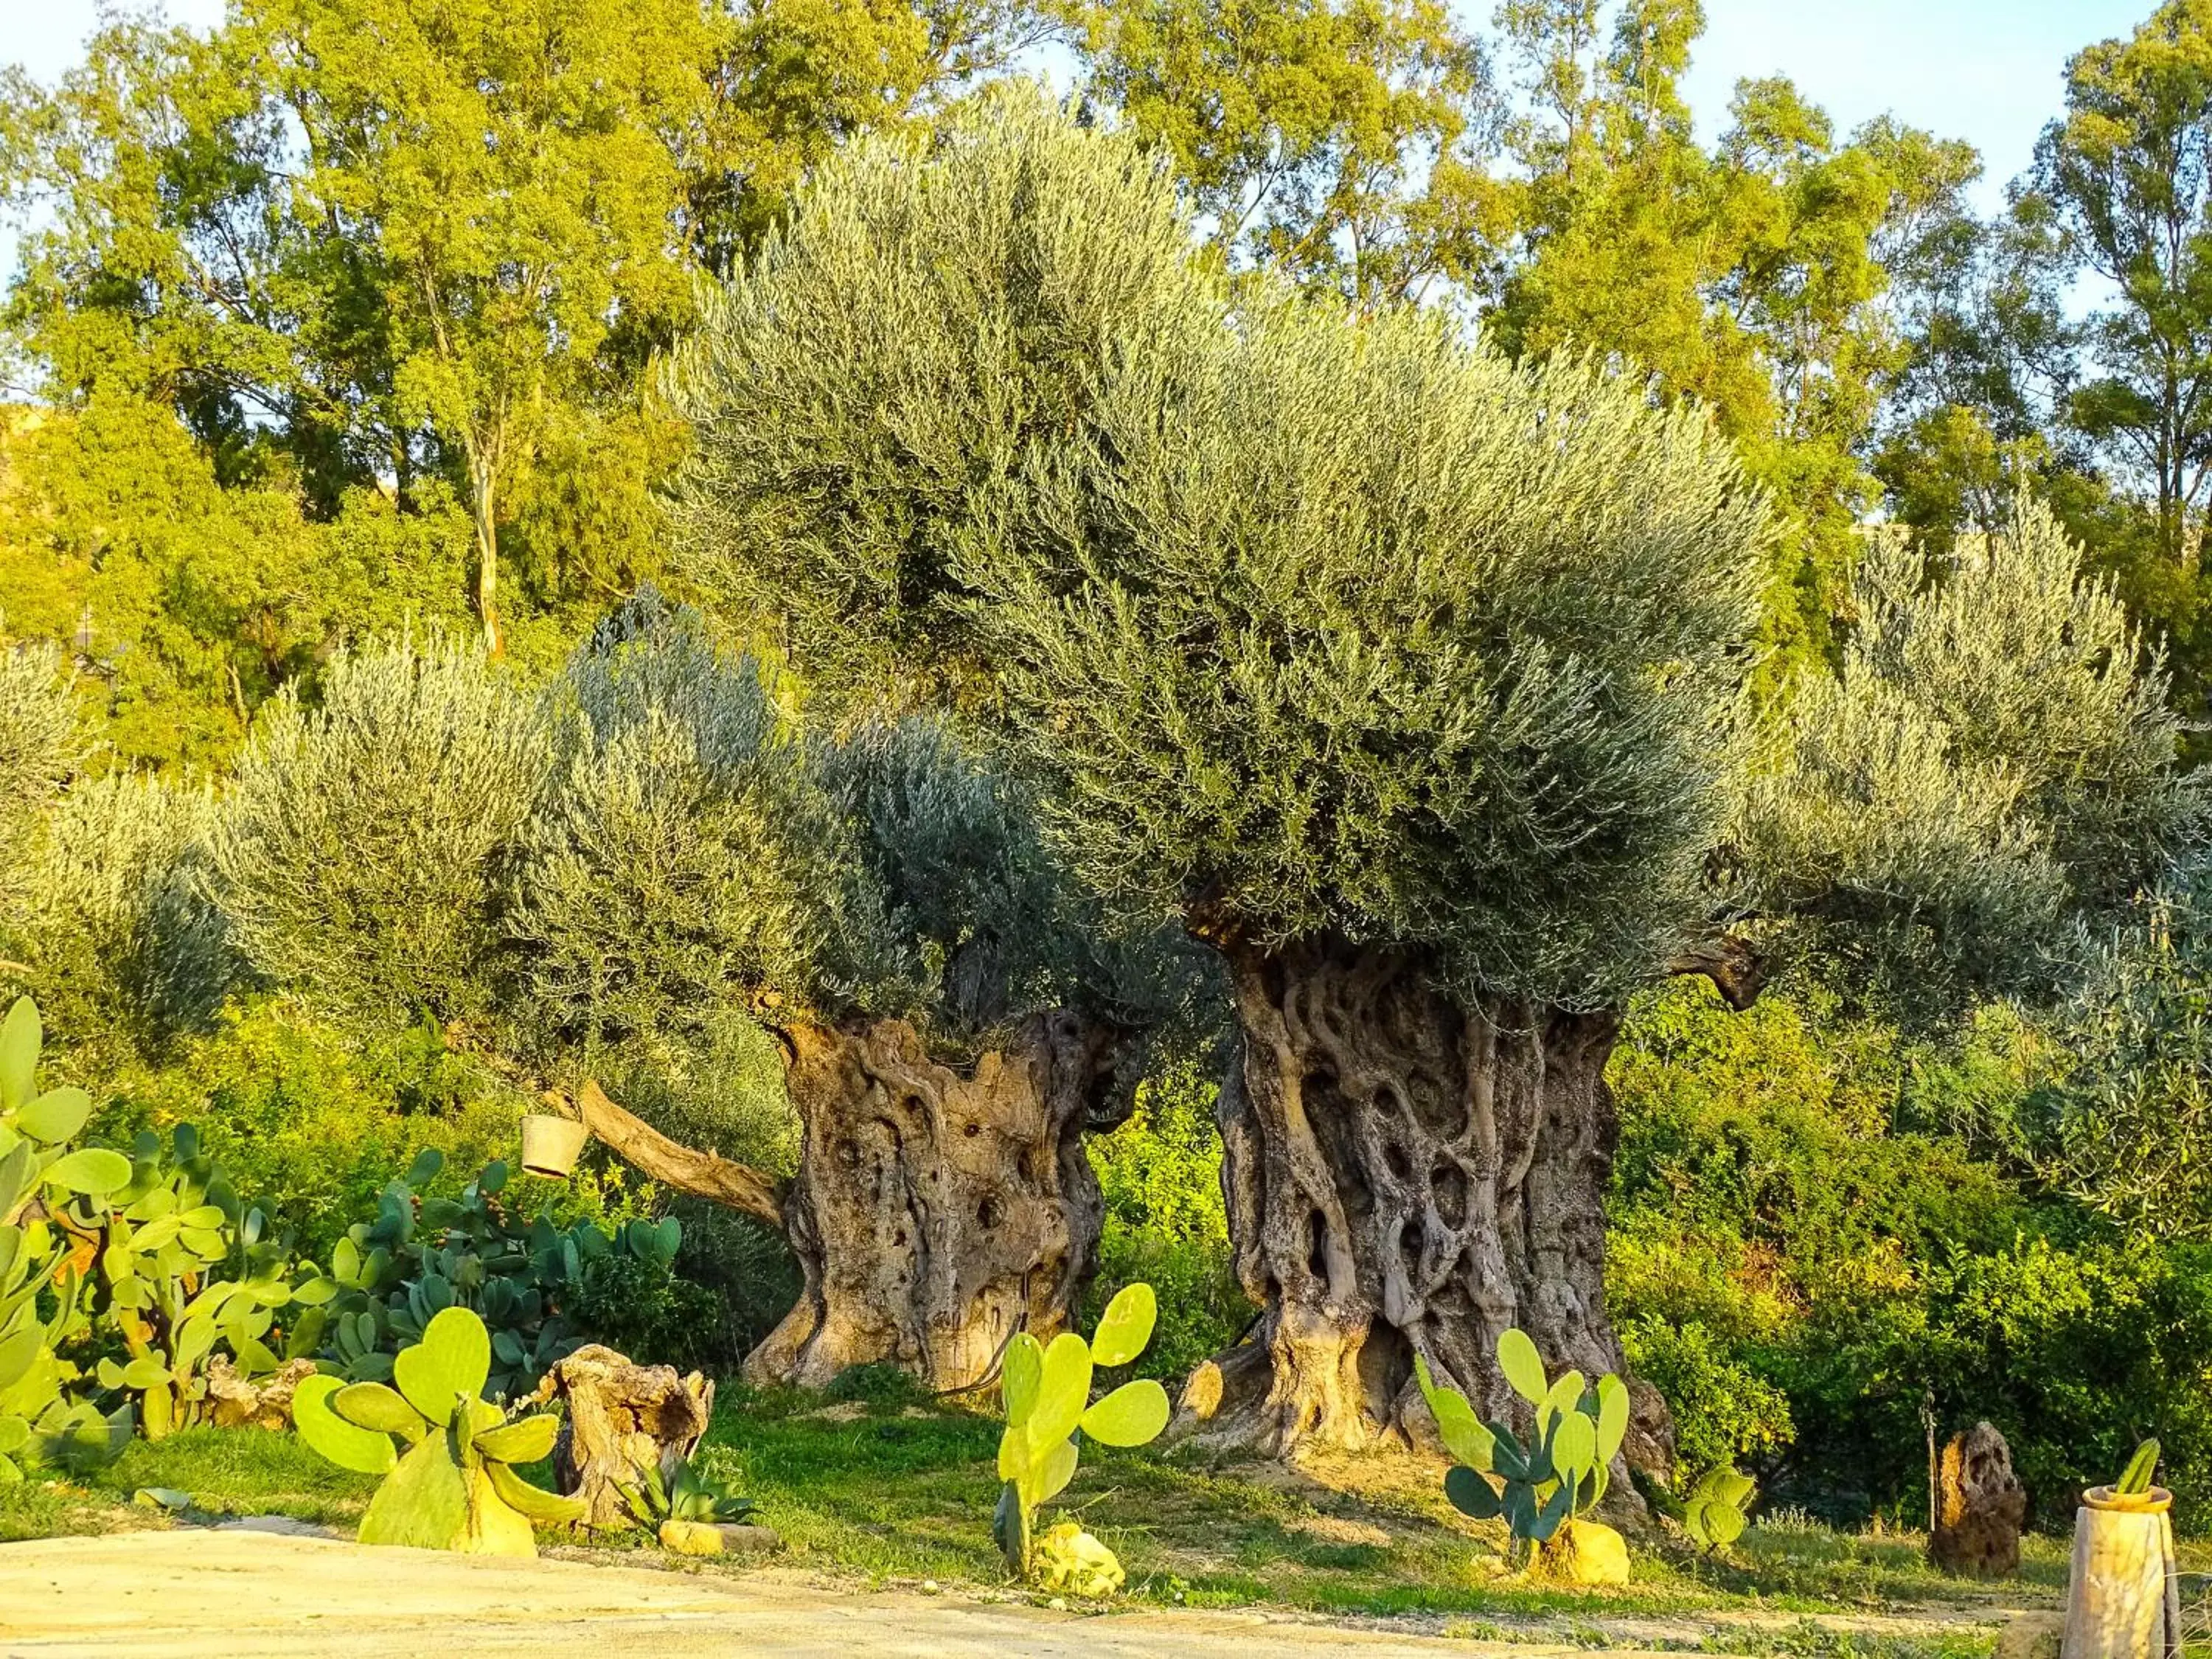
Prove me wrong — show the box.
[0,1528,2056,1658]
[0,1529,1674,1658]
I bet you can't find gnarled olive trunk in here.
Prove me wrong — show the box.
[741,1009,1119,1391]
[1181,936,1672,1476]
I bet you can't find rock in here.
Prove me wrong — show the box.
[658,1519,725,1557]
[1540,1518,1632,1585]
[1929,1422,2027,1578]
[204,1356,319,1431]
[526,1346,715,1532]
[715,1523,780,1554]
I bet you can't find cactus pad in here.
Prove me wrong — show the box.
[293,1375,398,1476]
[392,1305,491,1425]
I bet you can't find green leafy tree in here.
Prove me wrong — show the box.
[0,0,1003,762]
[1484,2,1979,675]
[0,637,77,920]
[1063,0,1507,305]
[2032,0,2212,574]
[2035,882,2212,1240]
[243,0,724,656]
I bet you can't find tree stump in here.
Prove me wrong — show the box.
[1930,1422,2027,1577]
[526,1345,716,1531]
[204,1356,319,1431]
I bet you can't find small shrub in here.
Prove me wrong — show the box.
[569,1248,725,1375]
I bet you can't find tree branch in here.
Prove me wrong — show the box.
[571,1078,787,1231]
[1667,935,1767,1012]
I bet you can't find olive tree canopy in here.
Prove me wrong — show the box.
[667,90,1774,1457]
[206,597,1199,1392]
[668,91,2206,1460]
[1736,502,2205,1012]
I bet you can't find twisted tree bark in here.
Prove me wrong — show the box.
[1179,936,1673,1478]
[741,1009,1121,1391]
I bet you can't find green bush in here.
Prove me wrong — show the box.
[568,1244,726,1375]
[1608,975,2212,1531]
[1086,1063,1250,1382]
[83,1001,538,1259]
[1615,1311,1792,1478]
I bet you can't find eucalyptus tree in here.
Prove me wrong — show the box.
[668,93,2204,1461]
[206,606,1191,1389]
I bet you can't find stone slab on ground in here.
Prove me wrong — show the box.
[0,1531,1674,1658]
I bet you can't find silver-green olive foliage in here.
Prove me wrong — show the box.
[206,596,1170,1050]
[669,89,1768,1010]
[1735,504,2206,1010]
[670,91,2205,1015]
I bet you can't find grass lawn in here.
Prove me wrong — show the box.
[0,1425,378,1541]
[7,1380,2201,1658]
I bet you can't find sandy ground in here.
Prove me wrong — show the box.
[0,1529,1686,1658]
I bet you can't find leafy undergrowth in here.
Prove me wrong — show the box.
[0,1426,377,1542]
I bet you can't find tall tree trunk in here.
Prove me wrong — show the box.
[1179,936,1673,1478]
[742,1009,1121,1391]
[470,456,504,659]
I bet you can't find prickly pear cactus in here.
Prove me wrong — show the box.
[992,1282,1168,1590]
[306,1148,678,1398]
[0,995,328,1459]
[1414,1326,1632,1572]
[91,1123,333,1439]
[294,1305,585,1554]
[1682,1464,1755,1551]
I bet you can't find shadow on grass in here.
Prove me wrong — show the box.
[0,1426,376,1542]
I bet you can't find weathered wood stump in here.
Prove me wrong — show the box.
[204,1356,319,1431]
[526,1345,716,1531]
[1930,1421,2027,1577]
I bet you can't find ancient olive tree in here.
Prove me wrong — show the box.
[666,91,1765,1460]
[517,594,1186,1389]
[667,95,2203,1463]
[206,608,1186,1390]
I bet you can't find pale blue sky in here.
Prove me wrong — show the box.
[0,0,2166,274]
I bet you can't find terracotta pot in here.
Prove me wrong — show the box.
[520,1114,588,1178]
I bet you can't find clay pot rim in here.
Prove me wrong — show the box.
[2081,1484,2174,1514]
